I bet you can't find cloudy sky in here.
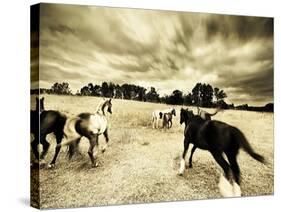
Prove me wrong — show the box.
[34,3,273,106]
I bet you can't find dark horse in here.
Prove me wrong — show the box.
[30,97,67,167]
[30,97,45,136]
[179,108,265,197]
[63,98,113,167]
[184,107,220,168]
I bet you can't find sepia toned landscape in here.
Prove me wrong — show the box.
[31,95,273,208]
[31,3,273,209]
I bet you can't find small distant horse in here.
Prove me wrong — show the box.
[162,112,173,129]
[179,108,265,197]
[64,98,113,168]
[152,108,176,129]
[197,106,220,120]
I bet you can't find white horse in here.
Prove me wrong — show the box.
[59,98,112,168]
[152,108,176,129]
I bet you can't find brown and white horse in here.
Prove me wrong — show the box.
[152,108,176,129]
[63,98,113,168]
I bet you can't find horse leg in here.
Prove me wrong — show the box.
[178,138,190,175]
[67,137,82,160]
[169,120,172,128]
[31,137,39,161]
[210,151,233,197]
[102,128,109,153]
[156,118,158,129]
[188,145,197,168]
[225,150,241,196]
[39,135,50,162]
[49,131,65,167]
[162,120,166,129]
[88,134,99,168]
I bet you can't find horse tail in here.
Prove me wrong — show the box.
[67,138,81,159]
[209,108,221,116]
[65,118,82,159]
[231,127,265,164]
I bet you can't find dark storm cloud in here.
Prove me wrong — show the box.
[206,15,273,42]
[38,3,273,106]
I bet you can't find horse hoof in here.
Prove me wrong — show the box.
[233,182,241,197]
[30,159,39,167]
[188,164,193,168]
[30,162,39,169]
[91,161,100,168]
[178,172,184,176]
[218,174,234,197]
[47,164,55,169]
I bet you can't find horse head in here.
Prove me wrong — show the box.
[171,108,176,116]
[180,108,193,125]
[180,108,186,124]
[159,112,163,119]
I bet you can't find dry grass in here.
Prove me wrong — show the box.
[31,95,274,209]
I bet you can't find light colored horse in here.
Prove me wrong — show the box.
[152,108,176,129]
[59,98,112,168]
[197,106,220,120]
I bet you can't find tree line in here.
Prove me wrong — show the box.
[31,81,273,112]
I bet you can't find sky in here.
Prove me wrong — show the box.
[32,3,274,106]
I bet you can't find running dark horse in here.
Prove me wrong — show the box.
[63,98,113,167]
[184,107,220,168]
[30,97,45,136]
[179,108,265,197]
[30,97,67,167]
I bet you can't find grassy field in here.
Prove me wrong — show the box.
[31,94,274,209]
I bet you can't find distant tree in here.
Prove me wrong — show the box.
[136,86,146,101]
[228,103,235,109]
[236,104,249,110]
[80,85,91,96]
[191,83,213,107]
[191,83,202,105]
[121,84,131,99]
[201,84,213,107]
[183,93,193,105]
[92,84,101,96]
[214,87,227,103]
[167,90,184,105]
[114,84,123,99]
[75,81,230,109]
[264,103,274,112]
[145,87,160,103]
[101,82,109,97]
[51,82,72,95]
[108,82,115,98]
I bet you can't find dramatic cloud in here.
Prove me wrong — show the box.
[37,3,273,106]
